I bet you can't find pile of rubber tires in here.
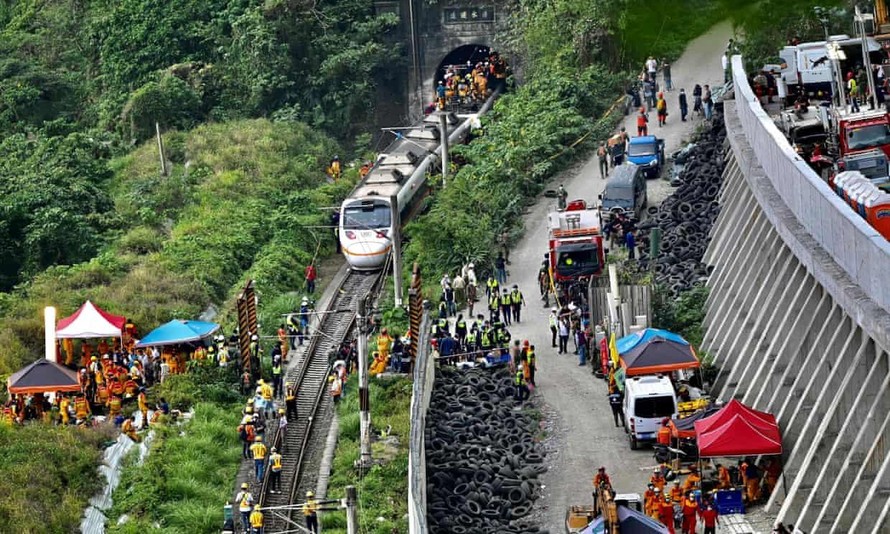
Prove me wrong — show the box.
[426,367,548,534]
[636,111,728,296]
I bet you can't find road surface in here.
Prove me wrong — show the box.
[502,20,732,531]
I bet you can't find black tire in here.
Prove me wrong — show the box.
[629,433,639,450]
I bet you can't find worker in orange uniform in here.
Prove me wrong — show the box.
[651,468,667,492]
[659,495,676,534]
[764,458,781,496]
[716,463,732,489]
[657,418,672,446]
[592,466,611,488]
[377,328,393,364]
[744,461,761,503]
[121,415,140,442]
[681,491,698,534]
[369,351,387,376]
[670,481,683,504]
[637,107,649,136]
[643,484,658,518]
[74,394,91,421]
[682,466,701,494]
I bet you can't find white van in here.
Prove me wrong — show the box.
[623,375,678,450]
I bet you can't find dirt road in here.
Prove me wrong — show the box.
[502,21,732,531]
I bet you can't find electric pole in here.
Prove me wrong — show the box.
[345,485,358,534]
[390,195,404,308]
[155,122,168,176]
[356,299,372,467]
[439,112,449,188]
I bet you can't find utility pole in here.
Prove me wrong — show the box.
[345,485,358,534]
[438,112,449,188]
[855,6,878,110]
[356,299,372,467]
[155,122,168,176]
[390,195,404,307]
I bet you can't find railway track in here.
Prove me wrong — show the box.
[258,269,383,532]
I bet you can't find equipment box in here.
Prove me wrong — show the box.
[715,489,744,515]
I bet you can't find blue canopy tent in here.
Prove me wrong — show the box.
[616,328,690,354]
[579,505,670,534]
[135,320,220,348]
[616,328,698,377]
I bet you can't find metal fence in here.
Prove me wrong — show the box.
[407,304,434,534]
[730,55,890,314]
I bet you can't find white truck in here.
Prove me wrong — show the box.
[623,375,678,450]
[775,35,883,101]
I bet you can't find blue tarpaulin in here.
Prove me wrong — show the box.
[579,505,670,534]
[616,328,689,355]
[135,320,219,348]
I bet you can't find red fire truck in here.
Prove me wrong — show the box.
[547,200,605,289]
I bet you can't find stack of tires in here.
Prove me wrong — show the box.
[636,111,728,296]
[426,367,548,534]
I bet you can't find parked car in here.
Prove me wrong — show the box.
[599,163,647,223]
[626,135,665,178]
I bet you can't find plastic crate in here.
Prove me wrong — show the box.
[715,489,745,515]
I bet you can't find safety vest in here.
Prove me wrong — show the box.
[515,371,525,386]
[238,491,253,512]
[527,350,536,367]
[272,364,282,377]
[549,314,557,327]
[481,331,491,347]
[456,320,466,331]
[249,341,259,356]
[286,388,296,402]
[250,510,264,527]
[511,290,522,304]
[498,330,510,344]
[270,453,282,471]
[138,393,148,412]
[501,294,511,306]
[303,499,317,516]
[109,396,122,415]
[487,279,498,291]
[251,442,267,459]
[74,397,89,418]
[437,318,447,330]
[466,332,477,345]
[488,295,498,310]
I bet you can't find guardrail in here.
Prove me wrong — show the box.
[408,303,434,534]
[730,55,890,314]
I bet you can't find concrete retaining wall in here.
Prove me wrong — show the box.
[700,57,890,532]
[408,306,434,534]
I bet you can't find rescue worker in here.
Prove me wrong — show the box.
[488,291,500,323]
[271,359,283,399]
[235,482,254,531]
[514,366,529,403]
[305,262,317,294]
[328,155,341,180]
[651,468,666,492]
[682,466,701,494]
[700,501,719,534]
[637,107,649,136]
[268,447,282,494]
[644,484,658,518]
[681,492,698,534]
[329,373,342,403]
[121,415,139,442]
[299,297,312,346]
[249,504,264,534]
[108,394,122,418]
[500,289,512,326]
[526,345,537,386]
[369,351,387,375]
[659,495,676,534]
[259,380,274,420]
[744,460,761,503]
[251,436,267,482]
[717,463,732,489]
[670,481,683,504]
[454,314,467,348]
[285,381,297,421]
[59,395,71,425]
[765,458,781,496]
[377,328,393,364]
[593,466,611,488]
[510,285,525,323]
[485,276,499,299]
[278,408,288,449]
[549,307,558,347]
[657,418,672,446]
[303,491,319,533]
[436,81,447,110]
[656,91,668,126]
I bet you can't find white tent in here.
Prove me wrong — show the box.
[56,300,125,339]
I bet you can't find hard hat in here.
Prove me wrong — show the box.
[91,356,98,361]
[254,504,260,510]
[468,263,474,268]
[247,398,255,404]
[598,466,606,471]
[551,307,557,312]
[306,491,314,497]
[270,447,277,453]
[512,284,518,288]
[654,488,661,492]
[278,408,285,414]
[654,468,660,473]
[255,436,262,442]
[302,296,309,303]
[241,482,249,489]
[258,379,264,385]
[245,407,253,414]
[328,375,335,382]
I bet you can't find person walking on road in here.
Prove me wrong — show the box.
[626,229,636,259]
[556,184,568,210]
[608,390,625,427]
[700,502,719,534]
[662,59,672,91]
[636,107,649,136]
[510,284,525,323]
[549,307,558,348]
[495,253,507,284]
[249,505,265,534]
[679,88,689,122]
[656,93,668,127]
[557,314,570,354]
[597,142,609,179]
[235,483,254,533]
[692,84,703,117]
[577,327,588,366]
[514,366,529,403]
[268,447,282,494]
[646,56,658,82]
[703,84,713,120]
[304,262,317,294]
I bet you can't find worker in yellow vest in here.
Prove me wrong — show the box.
[250,436,267,483]
[137,388,149,428]
[74,394,91,421]
[108,395,122,418]
[269,447,282,494]
[121,415,140,442]
[249,504,264,534]
[235,482,254,531]
[59,395,71,425]
[303,491,319,533]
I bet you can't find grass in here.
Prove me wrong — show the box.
[0,423,111,532]
[322,376,412,534]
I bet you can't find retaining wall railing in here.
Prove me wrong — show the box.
[730,55,890,317]
[408,305,434,534]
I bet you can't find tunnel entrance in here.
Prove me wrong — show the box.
[434,44,491,91]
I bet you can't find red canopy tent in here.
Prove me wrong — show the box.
[695,413,783,457]
[7,359,81,395]
[694,399,780,441]
[56,300,125,339]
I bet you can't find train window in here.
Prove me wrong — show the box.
[343,202,392,230]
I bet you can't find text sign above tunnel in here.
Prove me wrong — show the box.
[444,6,495,24]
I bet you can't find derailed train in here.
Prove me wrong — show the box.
[339,96,498,269]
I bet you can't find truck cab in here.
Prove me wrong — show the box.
[837,149,890,187]
[838,110,890,160]
[626,135,665,178]
[547,201,604,285]
[624,375,678,450]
